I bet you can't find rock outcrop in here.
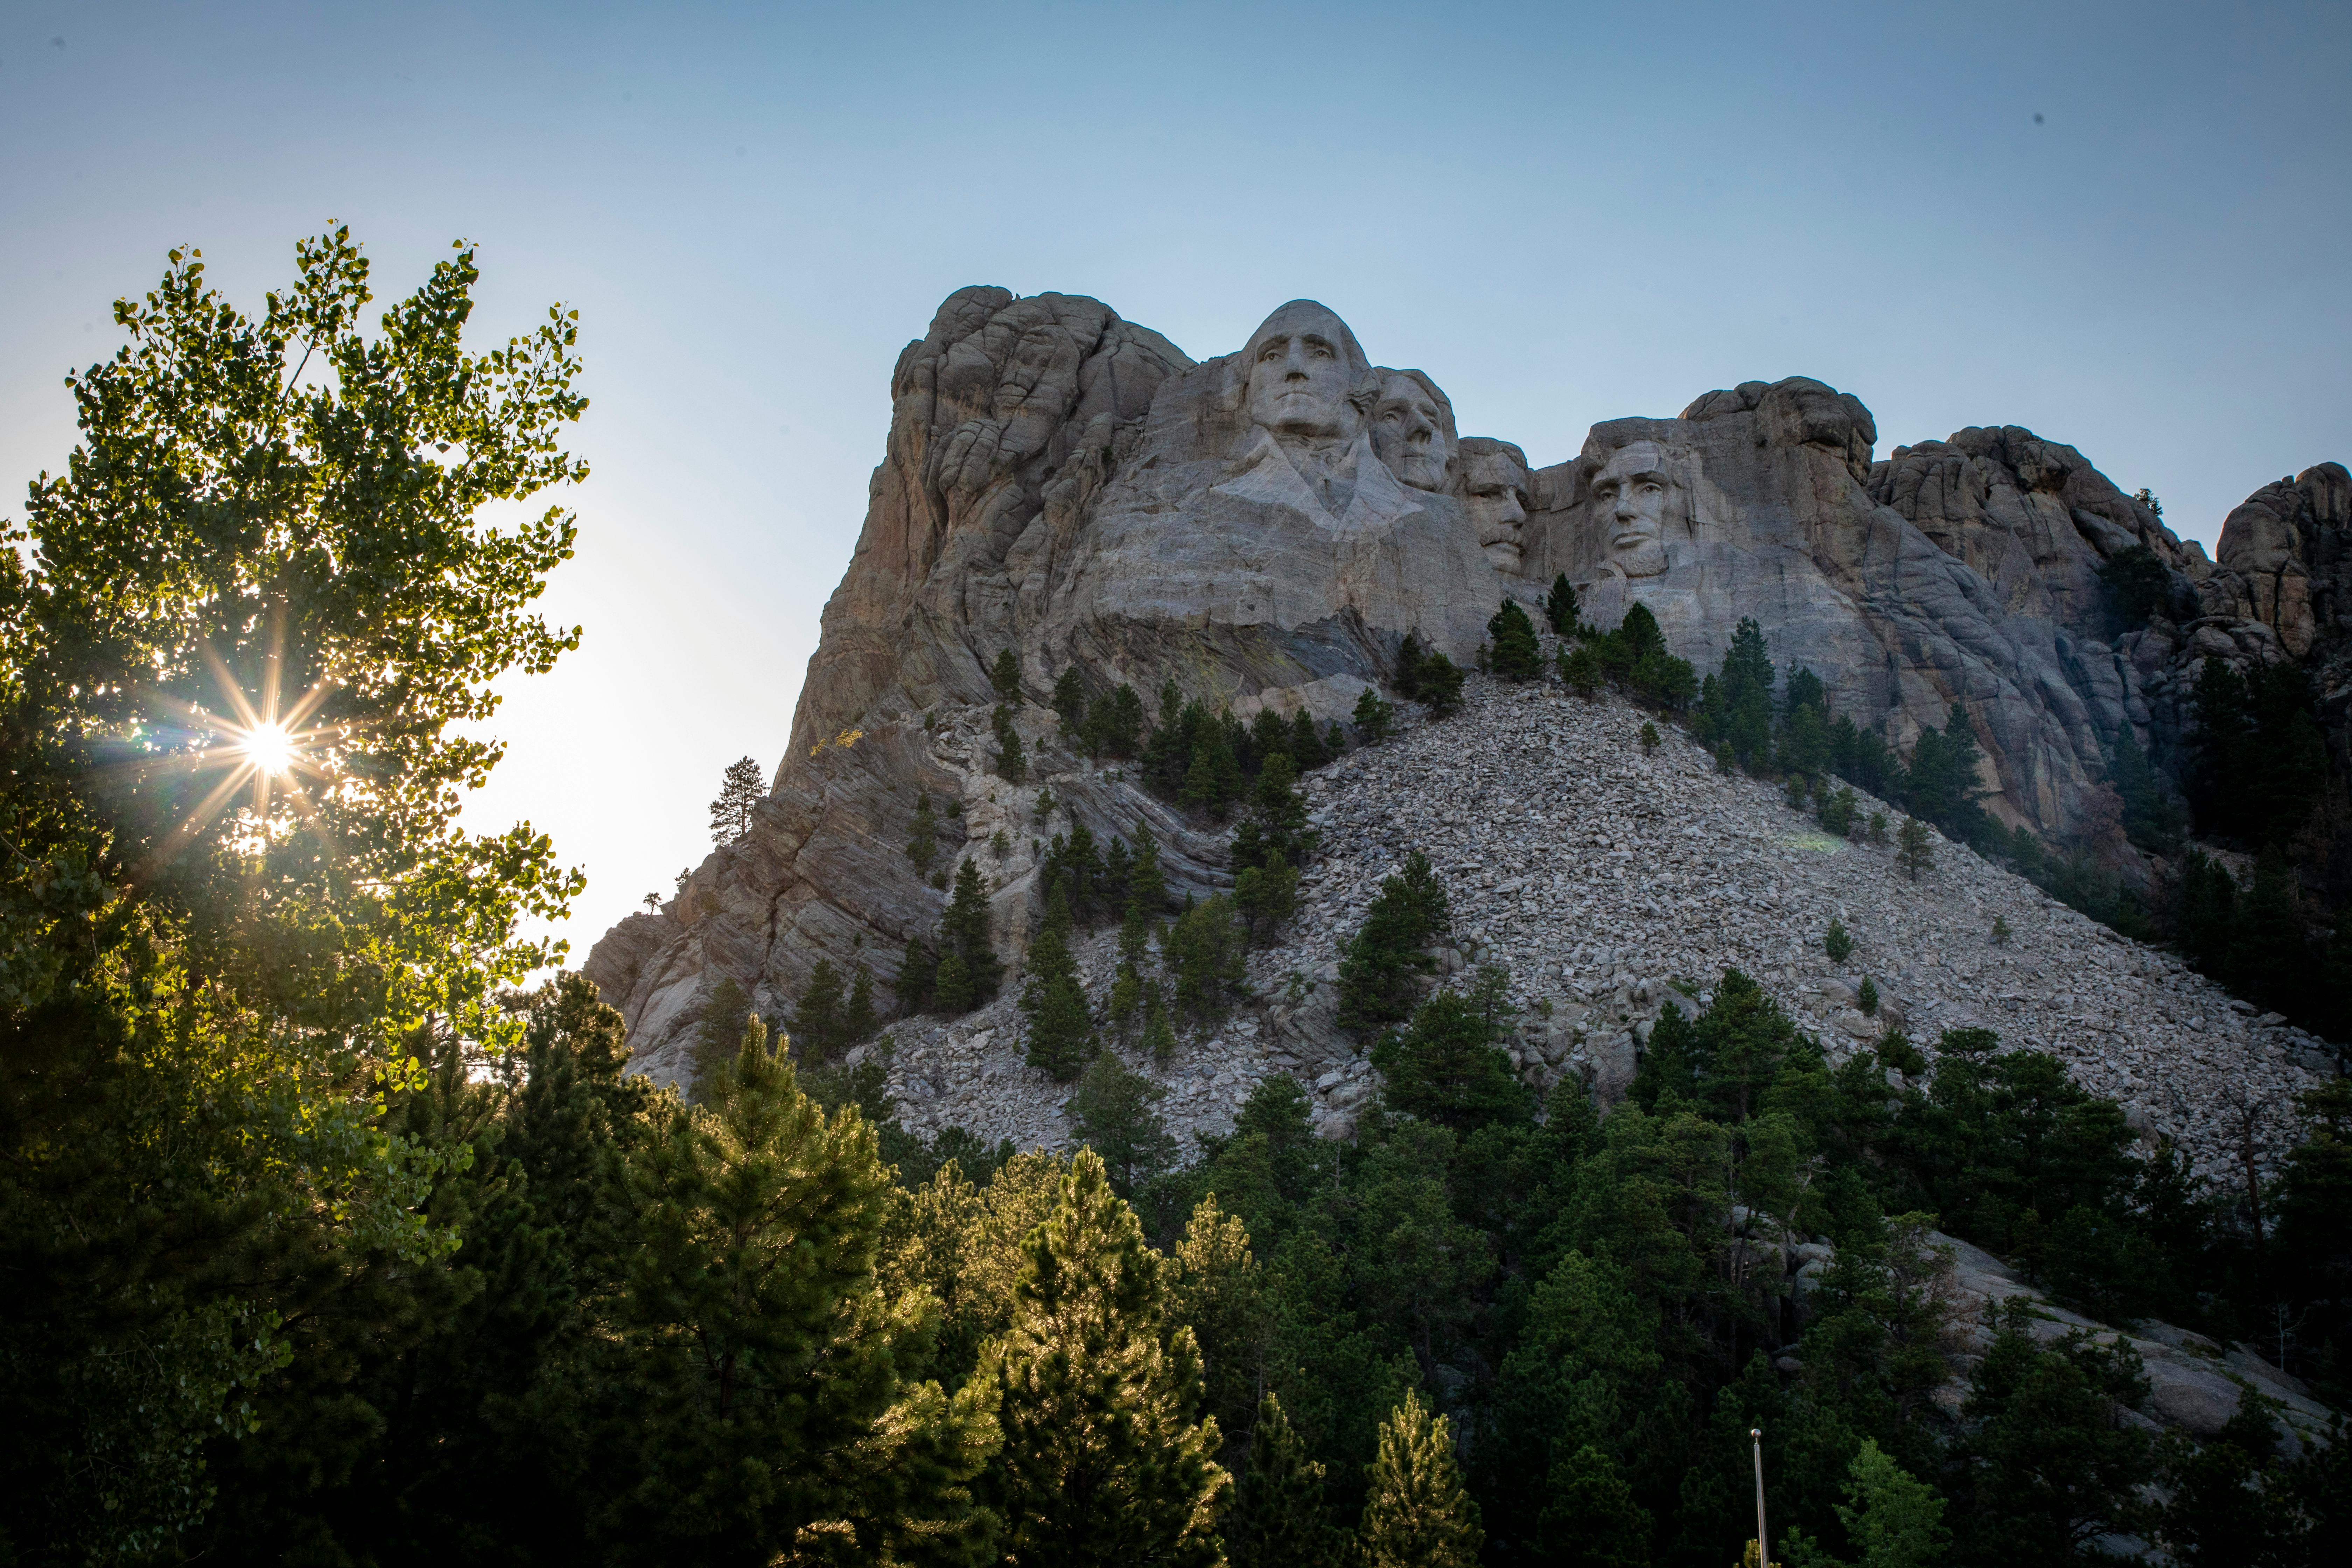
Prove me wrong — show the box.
[872,678,2330,1185]
[587,285,2343,1090]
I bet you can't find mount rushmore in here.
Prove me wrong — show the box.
[587,287,2349,1076]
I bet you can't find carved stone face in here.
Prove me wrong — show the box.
[1242,301,1367,444]
[1371,371,1454,491]
[1462,446,1531,572]
[1590,442,1676,579]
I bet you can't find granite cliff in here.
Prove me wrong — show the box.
[586,286,2343,1087]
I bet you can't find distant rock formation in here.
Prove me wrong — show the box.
[587,287,2342,1079]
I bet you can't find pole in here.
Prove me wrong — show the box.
[1751,1427,1769,1568]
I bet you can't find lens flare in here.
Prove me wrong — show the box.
[241,721,297,776]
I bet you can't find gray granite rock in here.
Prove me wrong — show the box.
[584,286,2345,1108]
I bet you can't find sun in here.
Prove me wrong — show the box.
[240,720,298,777]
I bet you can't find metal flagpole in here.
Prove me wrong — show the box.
[1751,1427,1769,1568]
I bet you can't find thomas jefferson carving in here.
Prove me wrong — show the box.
[1370,369,1456,493]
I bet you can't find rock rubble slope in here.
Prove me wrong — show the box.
[875,670,2329,1195]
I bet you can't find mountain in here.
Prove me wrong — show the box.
[587,285,2344,1086]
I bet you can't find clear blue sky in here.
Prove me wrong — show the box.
[6,0,2347,956]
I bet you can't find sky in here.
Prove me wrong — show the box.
[5,0,2348,960]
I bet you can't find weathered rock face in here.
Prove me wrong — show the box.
[1520,382,2218,841]
[2205,463,2352,664]
[586,286,2342,1083]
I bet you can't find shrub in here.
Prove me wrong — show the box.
[1819,784,1857,837]
[1823,919,1854,965]
[1639,721,1660,754]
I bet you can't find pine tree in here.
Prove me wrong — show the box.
[842,965,879,1044]
[1108,958,1146,1040]
[990,646,1024,704]
[896,936,940,1013]
[792,958,847,1065]
[1167,894,1246,1026]
[1823,918,1853,965]
[1053,666,1088,734]
[1229,1392,1342,1568]
[1896,817,1933,881]
[1395,632,1427,699]
[1417,651,1466,715]
[986,1149,1230,1567]
[937,858,1000,1008]
[1560,642,1602,698]
[1357,1391,1481,1568]
[2229,846,2306,1013]
[1779,700,1830,780]
[688,976,753,1104]
[1101,834,1135,913]
[1142,993,1178,1062]
[612,1014,995,1560]
[1131,819,1169,912]
[1326,719,1348,758]
[993,704,1027,783]
[1352,685,1396,744]
[1232,749,1316,868]
[709,755,766,845]
[1248,707,1292,776]
[1107,683,1148,757]
[1144,680,1190,793]
[1544,572,1581,636]
[1488,599,1542,681]
[1021,890,1097,1081]
[907,791,939,871]
[1180,716,1243,817]
[1289,706,1329,770]
[1234,851,1301,944]
[935,951,976,1013]
[1371,988,1533,1131]
[1338,850,1454,1032]
[1819,784,1858,837]
[1534,1444,1651,1568]
[1708,617,1776,770]
[1066,1054,1176,1196]
[2108,727,2175,848]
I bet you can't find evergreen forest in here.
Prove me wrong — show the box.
[7,236,2352,1568]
